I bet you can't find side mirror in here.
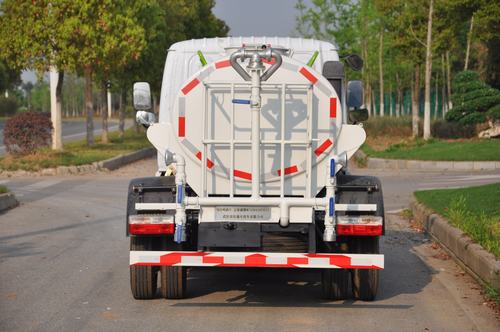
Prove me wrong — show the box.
[136,110,156,128]
[344,54,363,71]
[133,82,152,111]
[347,80,363,109]
[349,108,369,123]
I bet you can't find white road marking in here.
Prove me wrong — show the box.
[17,179,63,192]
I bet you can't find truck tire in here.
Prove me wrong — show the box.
[321,269,349,300]
[351,237,379,301]
[161,266,187,299]
[130,237,158,299]
[336,175,384,301]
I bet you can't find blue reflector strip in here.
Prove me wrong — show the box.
[232,99,251,104]
[329,197,334,216]
[330,158,336,177]
[177,185,183,204]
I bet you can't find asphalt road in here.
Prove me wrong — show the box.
[0,119,126,155]
[0,159,499,331]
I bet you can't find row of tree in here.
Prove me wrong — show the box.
[0,0,228,149]
[295,0,499,138]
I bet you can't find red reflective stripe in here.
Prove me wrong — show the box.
[287,257,309,265]
[330,97,337,118]
[277,165,299,176]
[215,60,231,69]
[245,254,266,266]
[299,67,318,84]
[314,139,333,156]
[159,252,205,266]
[234,169,252,180]
[336,224,383,236]
[132,251,383,269]
[181,78,200,95]
[128,224,174,235]
[195,151,214,169]
[202,255,224,264]
[262,58,276,65]
[178,117,185,137]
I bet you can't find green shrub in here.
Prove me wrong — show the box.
[4,112,52,155]
[448,71,500,124]
[362,116,412,137]
[0,96,19,116]
[458,112,487,125]
[487,104,500,120]
[432,120,476,138]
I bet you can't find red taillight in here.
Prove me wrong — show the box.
[336,215,383,236]
[129,223,174,235]
[336,224,383,236]
[128,215,174,235]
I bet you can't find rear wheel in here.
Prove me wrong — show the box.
[161,266,187,299]
[337,175,384,301]
[130,237,158,299]
[351,236,380,301]
[321,268,349,300]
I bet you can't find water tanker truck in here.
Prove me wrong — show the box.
[127,37,384,300]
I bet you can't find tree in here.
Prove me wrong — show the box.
[0,61,20,95]
[112,0,229,138]
[445,71,500,125]
[0,1,70,149]
[0,0,146,148]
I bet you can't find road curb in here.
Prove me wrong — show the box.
[0,147,156,177]
[365,157,499,170]
[410,197,500,291]
[0,192,19,212]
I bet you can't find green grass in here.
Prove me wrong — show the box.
[0,185,9,194]
[414,182,500,258]
[363,138,500,161]
[0,128,150,171]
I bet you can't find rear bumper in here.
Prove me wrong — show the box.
[130,251,384,269]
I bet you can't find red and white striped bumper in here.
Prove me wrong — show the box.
[130,251,384,269]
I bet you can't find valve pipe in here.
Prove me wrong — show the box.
[250,68,261,198]
[173,154,186,243]
[229,47,283,199]
[323,158,337,242]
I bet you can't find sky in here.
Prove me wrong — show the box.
[21,0,309,83]
[213,0,309,37]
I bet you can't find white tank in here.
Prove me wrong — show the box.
[147,37,366,198]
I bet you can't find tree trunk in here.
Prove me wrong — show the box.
[423,0,434,140]
[395,73,402,117]
[441,54,447,117]
[464,14,474,71]
[371,88,376,117]
[362,35,372,116]
[378,30,384,116]
[101,81,109,144]
[389,85,393,117]
[434,71,438,120]
[84,67,94,146]
[119,90,126,139]
[49,67,63,150]
[366,85,372,116]
[446,51,452,110]
[412,65,420,138]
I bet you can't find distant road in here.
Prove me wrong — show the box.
[0,119,132,156]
